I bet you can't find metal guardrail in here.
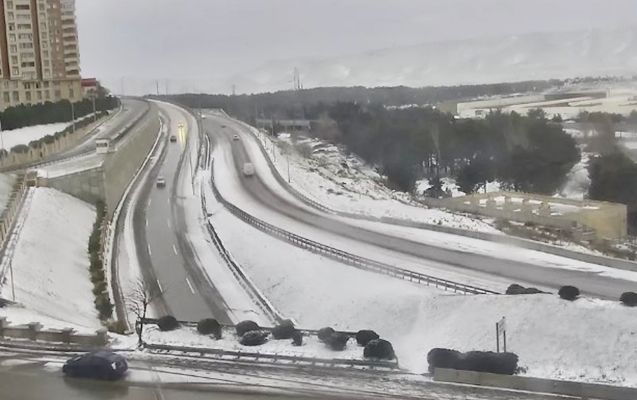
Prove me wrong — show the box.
[143,342,399,371]
[208,159,497,295]
[199,137,284,324]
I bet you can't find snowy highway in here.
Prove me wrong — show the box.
[134,102,232,323]
[203,111,637,299]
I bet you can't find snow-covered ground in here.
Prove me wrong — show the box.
[0,113,98,152]
[247,127,498,233]
[0,188,99,330]
[143,325,364,360]
[399,294,637,387]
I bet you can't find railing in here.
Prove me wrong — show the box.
[143,342,399,371]
[208,159,497,295]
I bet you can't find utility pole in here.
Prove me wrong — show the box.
[232,84,236,96]
[287,155,290,183]
[91,93,97,123]
[155,80,160,96]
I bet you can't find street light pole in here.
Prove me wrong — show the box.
[92,94,97,123]
[287,155,290,183]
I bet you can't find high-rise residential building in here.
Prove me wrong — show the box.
[0,0,82,110]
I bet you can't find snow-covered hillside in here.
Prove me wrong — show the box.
[253,131,498,233]
[1,188,99,331]
[227,26,637,93]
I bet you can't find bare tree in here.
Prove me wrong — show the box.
[127,278,158,347]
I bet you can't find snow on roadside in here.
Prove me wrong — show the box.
[143,325,363,360]
[0,187,99,330]
[246,128,498,233]
[397,294,637,387]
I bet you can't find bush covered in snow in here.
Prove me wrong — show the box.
[235,320,259,337]
[506,284,544,295]
[272,319,296,339]
[427,348,518,375]
[197,318,221,338]
[355,329,380,346]
[317,327,335,342]
[363,339,395,360]
[157,315,179,332]
[325,332,349,351]
[620,292,637,307]
[240,330,269,346]
[558,285,580,301]
[427,348,462,373]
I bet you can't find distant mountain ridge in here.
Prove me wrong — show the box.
[228,26,637,93]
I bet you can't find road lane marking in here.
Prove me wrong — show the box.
[172,244,178,255]
[148,198,152,206]
[156,280,163,293]
[185,278,195,294]
[167,219,171,229]
[147,244,152,256]
[145,219,148,227]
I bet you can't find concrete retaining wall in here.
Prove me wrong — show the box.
[0,317,108,346]
[102,104,160,217]
[434,368,637,400]
[43,167,104,205]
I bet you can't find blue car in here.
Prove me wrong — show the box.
[62,351,128,380]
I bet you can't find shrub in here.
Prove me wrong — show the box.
[356,330,380,346]
[272,320,296,340]
[427,348,462,373]
[157,315,179,332]
[235,320,259,337]
[291,330,303,346]
[317,327,335,342]
[94,295,113,320]
[620,292,637,307]
[506,284,544,295]
[197,318,221,337]
[558,285,580,301]
[325,332,349,351]
[456,351,519,375]
[240,330,269,346]
[363,339,395,360]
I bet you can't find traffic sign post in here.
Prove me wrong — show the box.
[496,316,507,353]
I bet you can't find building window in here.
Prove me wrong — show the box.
[25,91,31,101]
[37,91,42,100]
[7,1,13,9]
[44,90,50,99]
[12,91,19,102]
[24,83,30,89]
[3,93,9,103]
[7,12,14,20]
[69,88,74,98]
[54,89,61,99]
[11,68,18,75]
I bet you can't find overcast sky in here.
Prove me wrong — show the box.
[76,0,637,94]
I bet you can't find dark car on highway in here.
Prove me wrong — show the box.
[62,351,128,381]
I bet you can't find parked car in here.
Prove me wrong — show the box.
[156,176,166,187]
[62,351,128,381]
[242,162,255,176]
[232,134,240,141]
[169,135,177,142]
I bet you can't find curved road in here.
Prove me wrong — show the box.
[135,102,231,323]
[204,113,637,299]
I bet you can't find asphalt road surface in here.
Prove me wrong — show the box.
[204,113,637,299]
[136,103,231,323]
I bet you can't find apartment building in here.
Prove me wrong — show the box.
[0,0,82,110]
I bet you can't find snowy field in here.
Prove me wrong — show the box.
[143,325,364,361]
[0,188,99,330]
[240,124,498,233]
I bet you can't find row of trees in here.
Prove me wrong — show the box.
[0,96,119,130]
[321,103,580,194]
